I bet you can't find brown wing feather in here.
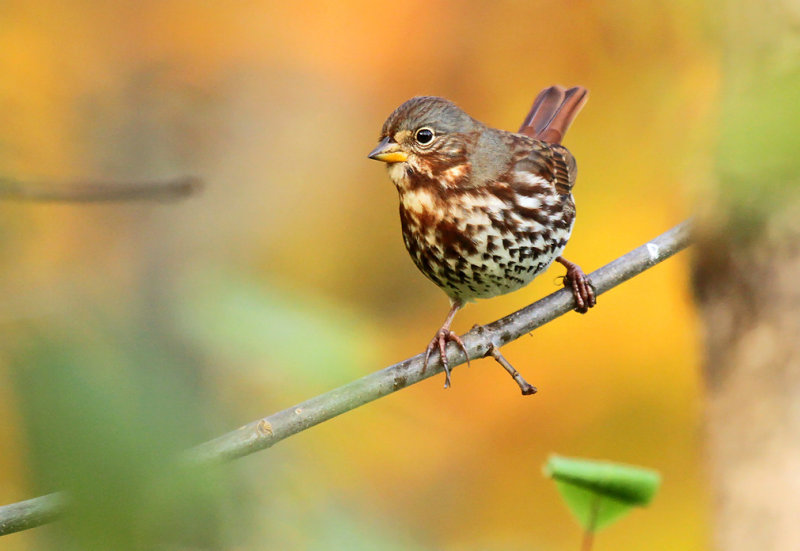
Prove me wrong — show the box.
[518,86,588,145]
[503,134,577,195]
[549,144,577,194]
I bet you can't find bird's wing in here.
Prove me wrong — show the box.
[503,134,577,195]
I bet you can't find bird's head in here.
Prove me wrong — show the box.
[368,96,481,188]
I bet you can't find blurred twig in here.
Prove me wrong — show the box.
[0,176,202,202]
[0,493,66,536]
[0,220,692,536]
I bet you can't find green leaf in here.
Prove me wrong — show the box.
[544,455,661,532]
[10,325,236,550]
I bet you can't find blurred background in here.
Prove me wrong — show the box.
[1,1,715,550]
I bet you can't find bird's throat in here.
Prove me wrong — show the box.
[387,161,408,188]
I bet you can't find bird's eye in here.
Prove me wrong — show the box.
[415,127,435,145]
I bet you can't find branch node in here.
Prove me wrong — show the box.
[256,420,273,436]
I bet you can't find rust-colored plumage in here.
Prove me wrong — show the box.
[369,86,595,388]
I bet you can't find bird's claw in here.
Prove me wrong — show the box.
[558,258,596,314]
[423,328,471,388]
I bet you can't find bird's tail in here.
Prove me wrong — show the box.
[517,85,588,144]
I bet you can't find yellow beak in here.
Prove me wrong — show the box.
[368,137,408,163]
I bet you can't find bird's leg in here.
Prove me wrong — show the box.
[556,256,596,314]
[487,345,537,395]
[423,300,470,388]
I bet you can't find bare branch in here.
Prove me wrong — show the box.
[0,176,203,202]
[189,220,692,463]
[0,220,692,536]
[0,493,66,536]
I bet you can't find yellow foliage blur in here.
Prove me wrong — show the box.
[0,1,714,549]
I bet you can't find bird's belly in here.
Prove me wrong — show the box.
[447,222,570,300]
[400,193,575,301]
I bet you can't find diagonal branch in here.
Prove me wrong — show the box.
[0,494,66,536]
[0,220,692,536]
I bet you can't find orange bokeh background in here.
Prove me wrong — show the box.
[1,2,715,549]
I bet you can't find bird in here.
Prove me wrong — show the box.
[368,85,596,389]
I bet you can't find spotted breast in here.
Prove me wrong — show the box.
[395,131,576,302]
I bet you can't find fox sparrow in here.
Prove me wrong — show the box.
[369,85,596,389]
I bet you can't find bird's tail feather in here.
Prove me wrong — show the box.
[517,85,588,144]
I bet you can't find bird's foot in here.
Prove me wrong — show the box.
[423,327,470,388]
[557,256,596,314]
[487,345,537,395]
